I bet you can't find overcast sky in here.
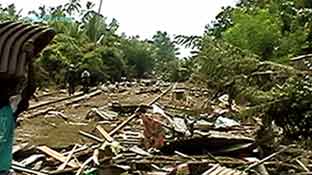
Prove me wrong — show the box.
[1,0,238,57]
[1,0,238,39]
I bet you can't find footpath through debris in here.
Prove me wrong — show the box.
[13,81,312,175]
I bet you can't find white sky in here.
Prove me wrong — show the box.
[1,0,238,56]
[1,0,238,38]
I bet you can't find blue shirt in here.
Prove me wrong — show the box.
[0,105,14,172]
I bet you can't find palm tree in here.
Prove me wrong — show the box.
[28,5,47,20]
[0,4,22,21]
[81,11,108,43]
[64,0,81,16]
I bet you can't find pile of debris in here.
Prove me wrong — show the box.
[12,83,312,175]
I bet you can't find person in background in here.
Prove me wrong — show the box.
[65,64,77,96]
[81,69,91,94]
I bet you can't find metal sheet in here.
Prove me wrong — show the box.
[2,23,29,72]
[0,21,56,77]
[9,25,39,74]
[0,22,22,72]
[16,28,55,76]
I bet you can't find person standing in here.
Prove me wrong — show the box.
[0,79,21,175]
[81,70,91,94]
[65,64,77,96]
[0,22,56,175]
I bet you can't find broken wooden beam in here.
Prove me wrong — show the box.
[29,92,84,110]
[58,144,79,170]
[19,154,45,166]
[49,167,79,175]
[13,143,29,154]
[29,88,101,110]
[65,89,102,106]
[79,130,104,143]
[96,125,113,142]
[75,156,93,175]
[244,145,294,172]
[37,146,79,168]
[12,163,49,175]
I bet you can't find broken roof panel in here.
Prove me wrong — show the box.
[0,21,56,78]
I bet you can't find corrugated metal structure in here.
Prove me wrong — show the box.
[0,21,56,78]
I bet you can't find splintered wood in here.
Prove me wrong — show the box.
[13,82,311,175]
[37,146,79,168]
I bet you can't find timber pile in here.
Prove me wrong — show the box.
[13,82,312,175]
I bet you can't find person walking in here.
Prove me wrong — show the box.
[65,64,77,96]
[81,70,91,94]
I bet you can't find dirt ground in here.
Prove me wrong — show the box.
[12,83,312,175]
[15,83,211,148]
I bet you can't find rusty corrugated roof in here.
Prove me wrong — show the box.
[0,21,56,77]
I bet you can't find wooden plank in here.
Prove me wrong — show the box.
[12,163,49,175]
[29,88,100,110]
[58,144,79,170]
[75,156,93,175]
[96,125,113,142]
[37,146,79,168]
[201,164,220,175]
[66,89,102,105]
[92,108,112,120]
[29,92,83,110]
[12,143,29,154]
[49,167,78,175]
[79,130,104,142]
[20,154,45,166]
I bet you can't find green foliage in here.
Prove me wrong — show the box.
[264,76,312,139]
[120,38,156,78]
[81,47,125,82]
[163,59,193,82]
[0,4,22,21]
[187,0,312,141]
[223,8,282,60]
[205,6,234,38]
[0,0,184,85]
[152,31,180,78]
[37,45,68,85]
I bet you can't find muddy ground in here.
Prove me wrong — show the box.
[15,83,212,148]
[12,83,312,175]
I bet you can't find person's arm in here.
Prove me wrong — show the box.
[13,64,37,120]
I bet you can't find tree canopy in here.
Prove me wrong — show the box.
[0,1,180,85]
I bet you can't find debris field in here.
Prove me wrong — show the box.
[12,81,312,175]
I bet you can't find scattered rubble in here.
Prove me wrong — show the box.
[12,82,312,175]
